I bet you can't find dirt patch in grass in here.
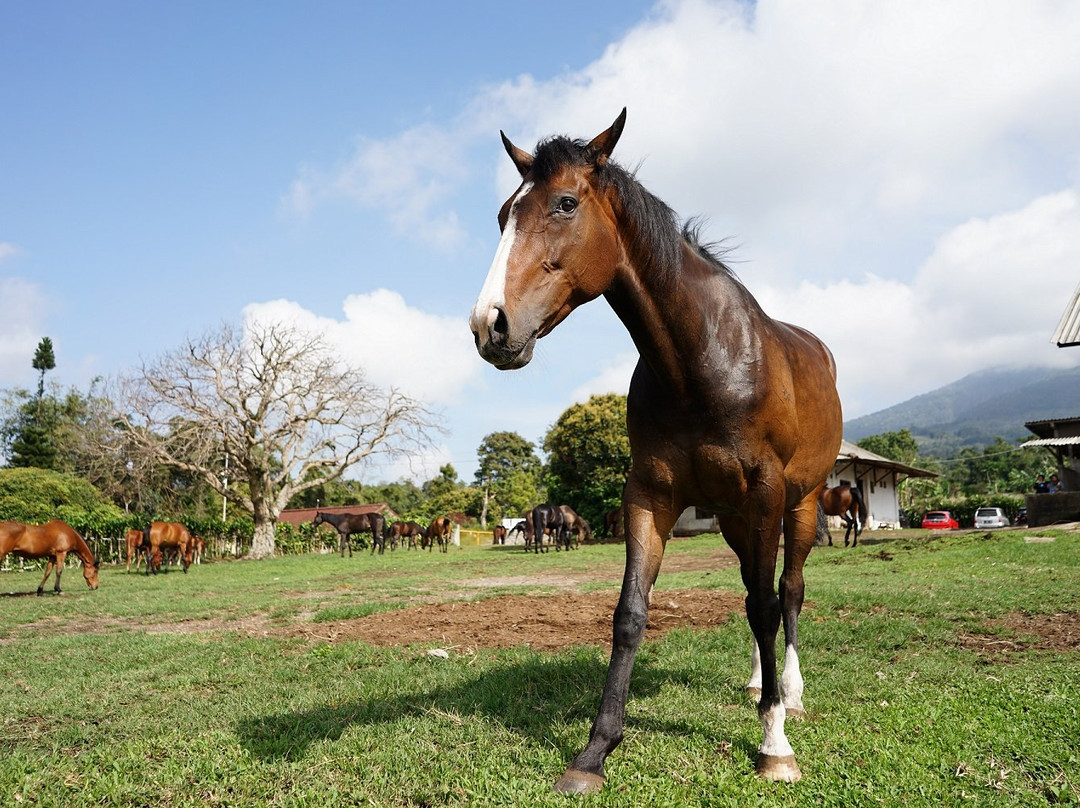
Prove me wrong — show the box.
[958,612,1080,657]
[291,588,746,652]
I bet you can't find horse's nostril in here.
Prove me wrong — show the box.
[492,307,509,339]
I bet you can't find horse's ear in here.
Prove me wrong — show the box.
[501,131,534,177]
[586,108,627,166]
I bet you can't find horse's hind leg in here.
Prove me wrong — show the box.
[555,483,676,795]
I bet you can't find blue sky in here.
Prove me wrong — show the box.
[3,0,1080,484]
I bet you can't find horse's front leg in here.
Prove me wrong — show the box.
[37,558,57,596]
[554,483,676,795]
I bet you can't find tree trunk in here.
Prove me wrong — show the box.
[249,515,277,559]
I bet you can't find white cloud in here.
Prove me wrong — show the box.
[0,242,21,263]
[284,123,472,253]
[0,277,47,385]
[243,289,481,407]
[755,190,1080,418]
[570,351,638,402]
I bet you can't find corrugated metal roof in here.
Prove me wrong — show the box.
[1020,436,1080,448]
[1053,281,1080,347]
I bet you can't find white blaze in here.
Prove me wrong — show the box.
[470,183,533,330]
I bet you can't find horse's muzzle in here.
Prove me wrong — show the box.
[470,305,536,369]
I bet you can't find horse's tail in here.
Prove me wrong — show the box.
[849,486,867,533]
[815,502,830,546]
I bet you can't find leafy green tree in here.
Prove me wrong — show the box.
[0,467,123,525]
[542,393,631,530]
[856,429,919,465]
[474,431,541,526]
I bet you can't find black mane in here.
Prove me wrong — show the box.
[531,136,737,281]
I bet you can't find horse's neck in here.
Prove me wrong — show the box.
[606,242,759,394]
[72,533,95,565]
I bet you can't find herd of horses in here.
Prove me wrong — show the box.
[312,511,454,556]
[497,503,593,553]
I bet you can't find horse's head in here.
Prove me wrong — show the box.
[84,560,100,590]
[470,109,628,369]
[312,512,324,527]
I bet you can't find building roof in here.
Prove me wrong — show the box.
[278,503,399,527]
[836,439,938,479]
[1020,436,1080,448]
[1024,417,1080,440]
[1053,281,1080,347]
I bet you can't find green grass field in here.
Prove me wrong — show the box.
[2,528,1078,806]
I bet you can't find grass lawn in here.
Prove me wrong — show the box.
[1,527,1078,806]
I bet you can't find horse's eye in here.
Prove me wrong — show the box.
[557,197,578,214]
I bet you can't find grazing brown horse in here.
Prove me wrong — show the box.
[559,505,592,548]
[0,520,99,595]
[819,484,866,547]
[469,110,842,792]
[385,520,425,550]
[603,507,624,540]
[313,511,386,556]
[145,521,194,574]
[492,524,507,545]
[426,517,452,553]
[125,527,149,573]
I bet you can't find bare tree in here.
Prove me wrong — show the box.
[112,321,438,558]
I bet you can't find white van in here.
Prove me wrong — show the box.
[974,507,1010,529]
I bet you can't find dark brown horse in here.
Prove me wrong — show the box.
[528,504,565,554]
[0,520,99,595]
[313,511,386,556]
[426,517,452,553]
[125,527,149,573]
[507,519,529,547]
[469,110,842,792]
[145,521,194,574]
[819,484,866,547]
[559,505,592,548]
[492,524,507,545]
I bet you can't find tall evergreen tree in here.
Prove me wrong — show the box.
[32,337,56,402]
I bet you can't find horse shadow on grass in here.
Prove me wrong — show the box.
[235,650,752,764]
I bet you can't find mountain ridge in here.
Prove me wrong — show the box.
[843,364,1080,455]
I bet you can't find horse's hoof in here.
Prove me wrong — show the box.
[745,686,762,701]
[553,769,606,795]
[756,753,801,782]
[784,705,806,720]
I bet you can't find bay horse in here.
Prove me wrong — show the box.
[603,507,624,540]
[469,109,843,792]
[145,521,194,574]
[559,505,592,548]
[313,511,385,556]
[426,517,452,553]
[492,524,507,545]
[0,520,99,595]
[125,527,149,573]
[385,520,425,550]
[819,484,866,547]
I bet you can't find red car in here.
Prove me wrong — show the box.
[921,510,960,530]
